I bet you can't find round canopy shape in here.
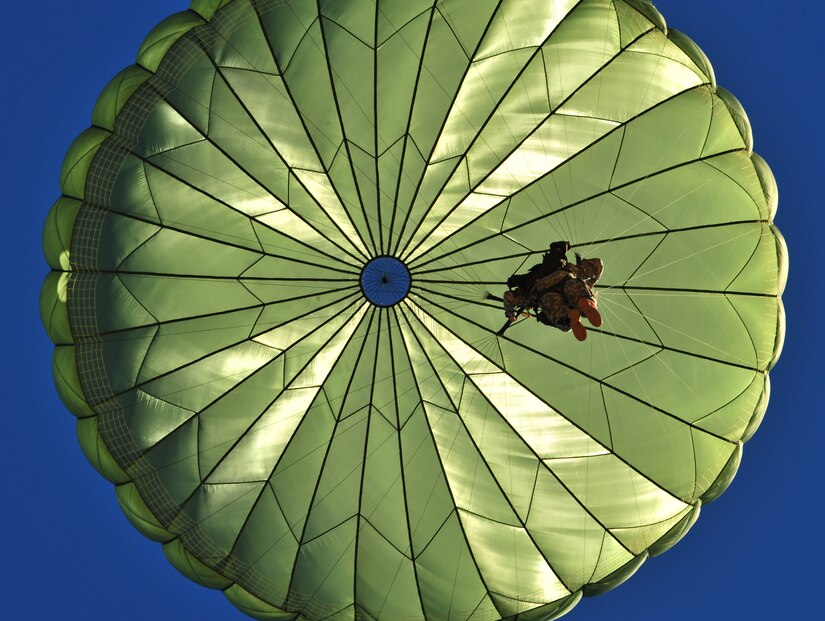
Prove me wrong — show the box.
[40,1,786,619]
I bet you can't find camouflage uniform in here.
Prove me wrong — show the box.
[503,256,603,331]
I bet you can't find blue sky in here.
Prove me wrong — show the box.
[2,1,821,619]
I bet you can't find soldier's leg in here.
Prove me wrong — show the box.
[539,292,570,330]
[562,279,602,327]
[503,289,528,321]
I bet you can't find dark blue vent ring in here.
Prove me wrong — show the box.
[360,256,411,307]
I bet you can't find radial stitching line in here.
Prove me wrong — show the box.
[399,4,648,263]
[412,217,763,275]
[162,300,372,537]
[106,289,362,402]
[389,0,509,256]
[397,305,580,595]
[410,290,738,447]
[283,309,378,611]
[93,174,358,274]
[394,0,573,257]
[176,19,370,262]
[393,0,582,255]
[135,106,364,271]
[386,1,439,257]
[404,293,731,511]
[188,29,370,263]
[353,308,381,612]
[408,94,734,271]
[386,308,428,619]
[393,307,503,619]
[314,1,378,255]
[91,283,357,340]
[399,299,637,558]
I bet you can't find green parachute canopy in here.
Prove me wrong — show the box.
[40,1,786,619]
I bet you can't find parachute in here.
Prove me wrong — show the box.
[40,1,786,619]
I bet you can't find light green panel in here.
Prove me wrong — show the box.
[163,538,233,590]
[291,518,358,615]
[136,11,205,72]
[613,0,656,48]
[415,514,494,620]
[60,127,109,199]
[376,11,429,150]
[95,214,162,271]
[541,1,620,108]
[326,147,377,256]
[694,373,767,441]
[476,0,579,60]
[611,88,714,188]
[528,468,633,590]
[426,398,524,526]
[611,160,761,232]
[355,522,423,620]
[148,143,281,219]
[96,325,158,395]
[217,69,320,174]
[323,20,376,153]
[461,58,555,190]
[398,403,458,556]
[347,144,381,251]
[376,0,432,45]
[706,152,771,221]
[76,417,130,484]
[690,431,739,500]
[52,346,94,417]
[601,387,698,500]
[727,230,779,295]
[558,40,703,124]
[433,48,541,162]
[120,228,259,276]
[620,0,665,33]
[116,482,175,543]
[548,456,690,554]
[195,356,288,477]
[117,388,197,455]
[496,339,614,449]
[628,290,762,368]
[359,411,411,552]
[606,350,757,425]
[183,481,266,552]
[206,1,280,75]
[117,273,261,323]
[628,224,764,291]
[93,66,153,130]
[282,22,344,166]
[408,11,469,162]
[230,484,298,606]
[130,98,205,159]
[141,339,280,412]
[460,510,570,605]
[139,419,202,507]
[591,288,664,344]
[269,394,337,538]
[134,307,264,384]
[141,168,264,252]
[320,0,376,46]
[438,0,499,58]
[253,1,318,74]
[301,408,369,540]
